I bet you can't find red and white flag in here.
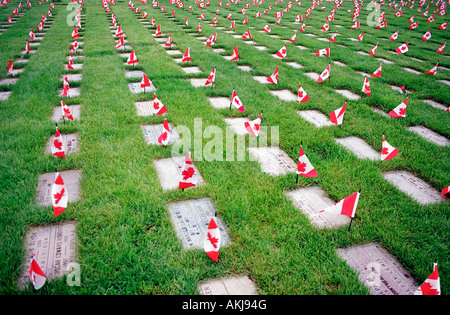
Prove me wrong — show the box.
[115,36,124,49]
[409,21,419,29]
[299,23,306,32]
[263,23,271,33]
[29,29,35,40]
[317,64,330,83]
[205,67,216,86]
[229,20,235,30]
[62,76,69,97]
[369,42,379,56]
[115,25,123,37]
[298,82,309,103]
[242,17,248,25]
[142,11,148,18]
[231,90,245,112]
[182,47,191,62]
[204,215,221,262]
[155,24,161,36]
[267,66,279,84]
[297,143,318,178]
[205,33,216,46]
[439,22,447,30]
[242,30,252,39]
[426,14,435,22]
[437,42,446,53]
[295,15,303,22]
[72,27,79,39]
[61,100,74,120]
[371,63,382,77]
[52,171,68,217]
[357,31,364,41]
[381,135,399,161]
[389,97,408,118]
[140,73,152,90]
[426,62,439,75]
[395,42,409,54]
[244,112,262,137]
[178,151,198,190]
[441,187,449,196]
[151,17,156,27]
[321,21,329,31]
[315,48,330,57]
[127,50,138,65]
[414,262,440,295]
[276,44,287,58]
[330,101,346,125]
[51,124,65,158]
[319,191,360,218]
[29,255,46,290]
[230,45,239,61]
[329,31,338,42]
[196,22,202,33]
[152,94,167,115]
[289,32,297,43]
[350,21,360,29]
[389,31,399,41]
[408,15,415,23]
[362,77,371,97]
[165,34,172,47]
[7,59,13,75]
[158,118,171,146]
[422,29,432,41]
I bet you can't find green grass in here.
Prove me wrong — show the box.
[0,0,448,295]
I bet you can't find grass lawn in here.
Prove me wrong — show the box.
[0,0,448,295]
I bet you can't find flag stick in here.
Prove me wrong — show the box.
[348,217,353,231]
[296,173,299,184]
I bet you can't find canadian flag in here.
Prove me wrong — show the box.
[295,15,303,22]
[389,31,399,41]
[414,262,441,295]
[255,11,261,18]
[52,171,68,217]
[184,16,188,26]
[29,29,35,40]
[51,124,66,158]
[205,67,216,86]
[357,31,364,41]
[61,100,74,120]
[436,42,446,53]
[27,0,31,7]
[439,22,447,30]
[371,64,382,77]
[321,21,329,31]
[263,23,271,33]
[297,143,318,178]
[369,42,378,56]
[329,31,338,42]
[244,112,262,137]
[389,97,408,118]
[231,90,245,112]
[408,15,415,23]
[422,29,432,41]
[196,23,202,33]
[182,47,191,62]
[350,21,360,29]
[204,215,221,262]
[289,32,297,43]
[142,11,148,18]
[362,77,371,97]
[178,151,198,190]
[409,21,419,29]
[212,16,218,25]
[155,24,161,36]
[165,34,172,47]
[315,48,330,57]
[29,255,46,290]
[320,191,360,218]
[115,25,123,37]
[317,64,330,83]
[395,42,409,54]
[229,21,235,30]
[62,76,70,97]
[299,23,306,32]
[140,73,152,90]
[7,59,13,75]
[127,50,138,65]
[205,33,216,46]
[298,82,309,103]
[377,21,387,29]
[381,135,399,161]
[72,27,79,39]
[242,30,252,39]
[242,17,248,25]
[426,62,439,75]
[152,94,167,115]
[115,36,124,49]
[158,118,171,146]
[276,44,287,58]
[230,45,239,61]
[426,14,435,22]
[226,12,232,19]
[442,187,450,196]
[267,66,279,84]
[330,101,346,125]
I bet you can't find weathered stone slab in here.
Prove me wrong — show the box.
[209,97,231,109]
[356,71,370,77]
[333,61,347,67]
[407,126,449,146]
[270,90,297,102]
[213,48,226,53]
[0,78,18,85]
[166,49,182,55]
[286,186,351,228]
[297,110,333,127]
[223,117,251,135]
[61,74,82,82]
[403,68,421,75]
[153,155,204,191]
[335,136,379,160]
[335,89,361,101]
[0,91,12,101]
[377,58,394,64]
[199,276,258,295]
[356,51,369,56]
[181,66,202,74]
[438,79,450,86]
[125,70,144,78]
[188,78,208,87]
[422,99,448,111]
[237,65,252,72]
[9,68,24,76]
[45,133,79,155]
[141,123,180,145]
[128,82,156,94]
[252,76,270,84]
[168,198,231,249]
[286,62,303,69]
[14,58,29,64]
[36,169,82,206]
[254,46,268,51]
[243,40,256,45]
[59,87,81,98]
[51,104,81,122]
[65,63,83,71]
[248,147,297,176]
[18,222,77,289]
[372,108,390,118]
[304,72,319,81]
[296,45,308,50]
[337,243,418,295]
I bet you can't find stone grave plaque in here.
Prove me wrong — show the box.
[36,169,82,206]
[0,91,12,101]
[335,137,379,160]
[18,222,78,289]
[199,276,258,295]
[286,186,351,228]
[403,68,421,75]
[155,37,168,42]
[390,85,410,94]
[223,117,251,135]
[254,46,268,51]
[14,58,29,64]
[188,78,207,87]
[65,63,83,70]
[61,74,82,82]
[29,42,40,47]
[125,70,144,78]
[248,147,297,176]
[272,53,283,60]
[134,100,163,117]
[422,100,447,111]
[168,198,231,249]
[356,51,369,56]
[224,30,235,34]
[337,243,418,295]
[333,61,347,67]
[296,45,308,50]
[305,72,319,81]
[118,53,130,59]
[141,123,180,145]
[181,66,202,74]
[59,87,81,98]
[128,82,156,94]
[270,90,297,102]
[237,65,252,72]
[372,108,390,118]
[286,62,303,69]
[268,34,280,39]
[51,104,81,121]
[213,48,226,53]
[0,78,18,85]
[297,110,333,128]
[243,40,256,45]
[377,58,394,64]
[383,171,448,205]
[222,55,234,61]
[45,133,79,155]
[232,34,241,39]
[68,55,85,61]
[153,155,204,191]
[335,89,361,101]
[407,126,449,146]
[438,80,450,86]
[252,76,270,84]
[173,57,184,63]
[356,71,370,77]
[166,49,182,56]
[304,33,316,37]
[9,68,24,76]
[209,97,231,109]
[410,57,424,63]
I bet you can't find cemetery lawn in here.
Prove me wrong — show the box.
[0,0,449,295]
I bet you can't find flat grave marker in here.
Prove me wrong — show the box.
[248,147,297,176]
[51,104,81,122]
[45,133,79,156]
[297,110,333,128]
[141,123,180,145]
[208,96,231,109]
[270,89,297,102]
[153,155,204,191]
[199,276,258,295]
[407,125,449,146]
[223,117,252,135]
[36,169,82,207]
[128,82,156,94]
[335,136,379,160]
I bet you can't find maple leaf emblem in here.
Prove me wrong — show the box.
[53,188,65,204]
[254,123,260,131]
[159,132,168,142]
[53,139,63,150]
[182,167,195,180]
[153,101,160,110]
[297,162,307,172]
[381,147,389,155]
[399,107,406,116]
[207,232,219,248]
